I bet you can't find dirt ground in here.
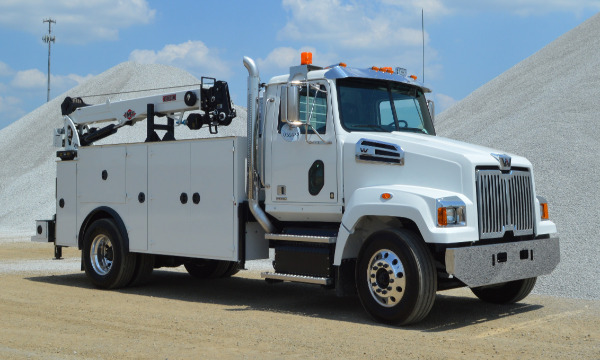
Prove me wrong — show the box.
[1,241,598,360]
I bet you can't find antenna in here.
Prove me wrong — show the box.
[422,9,425,83]
[42,18,56,103]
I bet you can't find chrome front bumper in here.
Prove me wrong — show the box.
[445,237,560,287]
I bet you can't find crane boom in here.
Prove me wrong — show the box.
[55,78,236,158]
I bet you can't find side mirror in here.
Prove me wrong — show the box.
[281,84,301,126]
[427,99,435,124]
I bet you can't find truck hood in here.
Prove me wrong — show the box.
[349,131,531,169]
[342,131,533,199]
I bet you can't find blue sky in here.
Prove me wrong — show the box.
[0,0,597,130]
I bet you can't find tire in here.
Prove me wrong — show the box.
[184,259,238,279]
[356,228,437,325]
[221,262,241,278]
[82,218,136,289]
[128,253,155,287]
[471,277,537,304]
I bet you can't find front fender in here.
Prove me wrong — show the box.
[334,185,478,265]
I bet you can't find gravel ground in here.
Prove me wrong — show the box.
[1,242,599,359]
[436,14,600,300]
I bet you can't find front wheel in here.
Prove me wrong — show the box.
[83,218,136,289]
[471,277,537,304]
[356,228,437,325]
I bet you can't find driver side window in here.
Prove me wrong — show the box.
[278,83,328,135]
[299,84,327,134]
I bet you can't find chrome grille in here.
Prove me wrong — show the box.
[476,169,534,239]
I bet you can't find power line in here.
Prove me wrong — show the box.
[42,18,56,103]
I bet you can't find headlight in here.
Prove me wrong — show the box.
[436,197,466,227]
[537,196,549,220]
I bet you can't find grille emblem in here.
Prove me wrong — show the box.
[491,153,511,170]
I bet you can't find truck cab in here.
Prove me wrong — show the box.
[257,55,559,324]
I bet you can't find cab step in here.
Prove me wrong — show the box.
[265,233,336,244]
[261,272,333,285]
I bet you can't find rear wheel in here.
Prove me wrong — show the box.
[356,228,436,325]
[184,259,239,279]
[83,218,136,289]
[129,253,155,287]
[471,277,537,304]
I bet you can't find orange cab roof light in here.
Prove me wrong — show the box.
[410,75,418,80]
[371,66,379,71]
[301,52,313,65]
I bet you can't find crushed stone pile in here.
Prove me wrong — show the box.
[0,62,247,237]
[436,13,600,300]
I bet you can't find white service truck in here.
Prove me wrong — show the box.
[33,54,560,325]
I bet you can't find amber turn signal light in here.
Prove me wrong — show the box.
[541,203,549,220]
[381,193,392,200]
[437,207,447,226]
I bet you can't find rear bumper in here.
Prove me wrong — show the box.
[31,220,56,243]
[445,236,560,287]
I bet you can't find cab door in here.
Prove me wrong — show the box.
[266,81,340,218]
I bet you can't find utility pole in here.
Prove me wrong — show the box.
[42,18,56,102]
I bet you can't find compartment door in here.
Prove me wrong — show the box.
[189,139,236,260]
[147,142,191,255]
[56,161,77,247]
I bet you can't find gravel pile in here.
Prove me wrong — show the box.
[436,14,600,300]
[0,62,247,238]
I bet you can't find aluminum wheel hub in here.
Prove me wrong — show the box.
[90,234,113,276]
[367,249,406,307]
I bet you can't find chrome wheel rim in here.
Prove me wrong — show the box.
[367,249,406,307]
[90,234,113,276]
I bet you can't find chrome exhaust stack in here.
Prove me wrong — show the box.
[243,56,276,234]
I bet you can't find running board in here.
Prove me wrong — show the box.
[265,233,336,244]
[261,272,333,285]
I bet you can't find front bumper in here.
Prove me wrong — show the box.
[445,237,560,287]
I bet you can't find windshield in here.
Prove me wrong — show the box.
[337,78,435,135]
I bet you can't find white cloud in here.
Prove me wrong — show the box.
[257,46,338,71]
[279,0,428,50]
[0,0,155,43]
[381,0,452,18]
[258,47,302,70]
[434,93,457,113]
[129,40,232,78]
[11,69,47,89]
[432,0,600,16]
[0,95,25,122]
[52,73,95,90]
[0,62,13,77]
[11,68,94,91]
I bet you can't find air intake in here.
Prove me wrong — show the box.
[355,138,404,165]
